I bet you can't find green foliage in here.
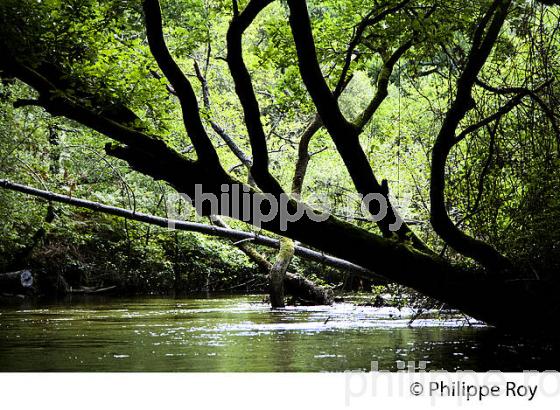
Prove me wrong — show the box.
[2,0,560,294]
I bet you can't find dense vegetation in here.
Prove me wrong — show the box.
[1,0,560,330]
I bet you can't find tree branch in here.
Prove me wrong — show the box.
[455,91,528,143]
[475,78,560,139]
[286,0,431,253]
[354,4,436,131]
[354,39,414,131]
[13,98,41,108]
[226,0,283,194]
[285,0,356,137]
[0,178,373,278]
[4,59,165,154]
[193,60,253,168]
[430,0,513,272]
[143,0,222,169]
[334,0,412,98]
[291,113,322,196]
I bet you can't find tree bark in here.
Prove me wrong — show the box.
[429,0,514,273]
[210,216,333,305]
[268,237,292,307]
[285,0,432,254]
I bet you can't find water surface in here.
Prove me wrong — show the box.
[0,295,558,371]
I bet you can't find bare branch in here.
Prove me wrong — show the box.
[475,78,560,139]
[455,92,528,143]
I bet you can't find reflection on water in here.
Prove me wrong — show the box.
[0,295,558,371]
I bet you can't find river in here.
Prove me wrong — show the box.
[0,295,558,371]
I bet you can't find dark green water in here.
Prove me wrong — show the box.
[0,295,558,371]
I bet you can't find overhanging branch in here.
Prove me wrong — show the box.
[193,60,253,168]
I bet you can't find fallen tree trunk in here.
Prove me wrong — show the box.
[284,272,333,305]
[0,179,377,280]
[5,177,559,331]
[0,269,34,294]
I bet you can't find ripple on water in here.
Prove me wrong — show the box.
[2,295,557,372]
